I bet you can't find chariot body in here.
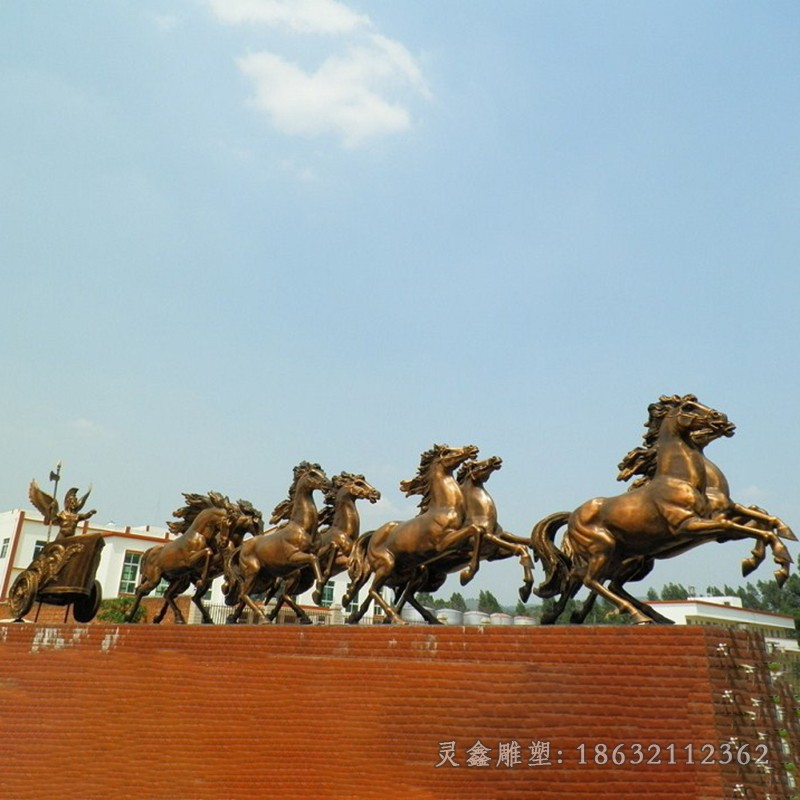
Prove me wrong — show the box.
[8,533,104,623]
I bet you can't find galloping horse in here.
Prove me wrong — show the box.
[343,443,479,624]
[259,472,381,622]
[124,492,240,624]
[454,456,534,597]
[532,395,794,624]
[563,394,796,625]
[379,455,534,625]
[150,496,264,624]
[223,461,330,624]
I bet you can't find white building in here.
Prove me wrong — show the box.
[649,596,800,665]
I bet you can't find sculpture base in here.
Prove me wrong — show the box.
[0,624,796,799]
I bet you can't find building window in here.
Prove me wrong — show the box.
[33,540,47,559]
[320,580,334,608]
[118,551,143,595]
[0,538,9,559]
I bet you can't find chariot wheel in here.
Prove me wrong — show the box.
[8,571,38,620]
[73,580,102,623]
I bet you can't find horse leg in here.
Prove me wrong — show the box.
[312,549,338,606]
[730,503,797,541]
[278,592,314,625]
[680,516,793,587]
[227,601,246,625]
[124,588,148,623]
[124,571,161,623]
[541,577,581,624]
[192,581,214,624]
[482,532,534,602]
[435,523,480,554]
[350,556,403,624]
[460,527,485,586]
[153,575,190,623]
[159,578,189,624]
[581,569,653,624]
[266,580,288,623]
[405,592,442,625]
[741,538,766,577]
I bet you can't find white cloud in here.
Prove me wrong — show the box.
[207,0,369,35]
[206,0,430,148]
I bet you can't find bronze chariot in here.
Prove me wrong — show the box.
[8,533,105,623]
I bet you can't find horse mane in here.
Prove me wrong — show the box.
[168,491,230,535]
[317,472,360,528]
[400,444,449,512]
[616,394,698,486]
[457,460,478,484]
[269,461,323,524]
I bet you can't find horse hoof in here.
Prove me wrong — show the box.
[519,584,532,604]
[775,569,789,588]
[741,558,758,577]
[778,524,798,541]
[459,570,473,586]
[299,617,314,626]
[312,591,322,606]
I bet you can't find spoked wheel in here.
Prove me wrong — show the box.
[8,571,38,620]
[73,580,102,623]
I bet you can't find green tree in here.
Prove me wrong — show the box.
[448,592,467,612]
[660,582,689,601]
[646,588,659,601]
[478,590,502,614]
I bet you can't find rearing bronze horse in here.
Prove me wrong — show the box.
[124,492,239,624]
[257,472,381,622]
[343,443,479,624]
[532,395,793,624]
[223,461,330,624]
[564,394,796,625]
[150,496,264,624]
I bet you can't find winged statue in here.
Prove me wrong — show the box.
[29,479,96,539]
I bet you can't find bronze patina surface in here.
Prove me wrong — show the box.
[532,395,795,624]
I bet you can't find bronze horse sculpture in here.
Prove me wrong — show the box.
[563,394,797,625]
[532,395,794,625]
[149,496,264,624]
[124,492,262,624]
[343,443,480,625]
[257,471,381,622]
[386,456,535,624]
[223,461,330,624]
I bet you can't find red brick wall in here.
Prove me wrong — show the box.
[0,625,795,800]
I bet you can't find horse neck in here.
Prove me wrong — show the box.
[654,417,706,488]
[330,494,360,537]
[288,482,319,534]
[427,465,465,513]
[703,456,730,495]
[461,478,496,518]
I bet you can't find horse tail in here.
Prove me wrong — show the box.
[222,544,244,606]
[531,512,571,598]
[347,531,374,586]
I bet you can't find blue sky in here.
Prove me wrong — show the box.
[2,1,799,604]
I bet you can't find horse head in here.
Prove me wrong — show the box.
[294,461,330,493]
[457,455,502,485]
[661,395,735,445]
[336,472,381,504]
